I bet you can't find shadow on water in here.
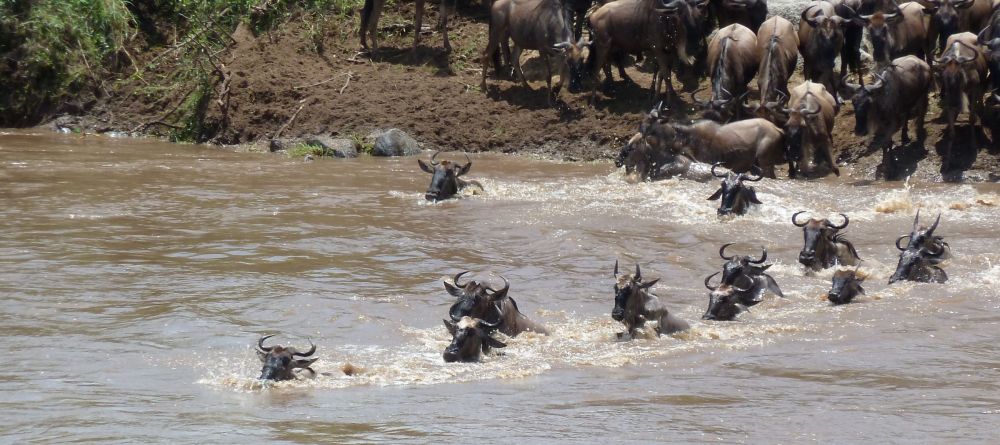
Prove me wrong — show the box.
[933,124,986,182]
[884,140,928,181]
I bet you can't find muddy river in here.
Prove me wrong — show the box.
[2,131,999,443]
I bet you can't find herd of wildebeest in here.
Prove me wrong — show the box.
[252,0,983,381]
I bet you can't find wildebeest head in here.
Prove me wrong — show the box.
[896,210,947,253]
[617,103,680,180]
[977,29,1000,90]
[694,89,749,123]
[754,90,790,125]
[801,7,850,61]
[859,10,902,64]
[417,151,472,201]
[782,93,824,162]
[828,267,866,304]
[925,0,976,51]
[707,163,763,216]
[718,242,769,285]
[792,211,850,267]
[702,272,750,320]
[444,271,508,324]
[934,42,979,111]
[890,211,949,284]
[845,70,888,136]
[611,261,659,322]
[553,37,592,94]
[256,335,318,381]
[442,316,506,363]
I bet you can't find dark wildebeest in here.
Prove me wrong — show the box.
[566,0,593,41]
[799,1,852,95]
[934,32,988,165]
[860,3,933,68]
[444,271,549,336]
[417,152,483,201]
[710,0,769,31]
[889,211,950,284]
[977,5,1000,93]
[895,210,952,259]
[923,0,991,55]
[716,243,785,303]
[696,23,759,122]
[828,267,866,304]
[442,317,507,363]
[843,55,932,177]
[360,0,452,51]
[617,103,714,181]
[792,211,861,270]
[587,0,698,100]
[256,335,318,381]
[701,272,752,320]
[782,81,840,178]
[755,16,798,112]
[829,0,867,86]
[670,118,787,177]
[482,0,590,102]
[612,262,690,339]
[707,163,763,216]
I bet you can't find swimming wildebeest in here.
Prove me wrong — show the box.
[896,210,952,258]
[444,271,549,336]
[716,243,785,303]
[889,212,950,283]
[670,118,787,177]
[707,163,763,216]
[360,0,453,51]
[612,262,690,339]
[617,103,713,181]
[256,335,318,381]
[417,152,482,201]
[701,272,752,320]
[792,211,861,270]
[859,2,932,69]
[828,266,866,304]
[442,316,507,363]
[782,81,840,179]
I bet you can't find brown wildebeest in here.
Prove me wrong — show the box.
[481,0,590,103]
[707,163,764,216]
[442,317,507,362]
[755,16,798,114]
[444,271,549,336]
[696,23,759,122]
[612,262,690,339]
[418,152,483,201]
[923,0,992,54]
[792,212,861,270]
[828,266,866,304]
[799,1,853,95]
[934,32,988,165]
[617,103,714,182]
[710,0,769,31]
[360,0,454,51]
[782,81,840,179]
[669,118,787,177]
[860,2,933,68]
[256,335,318,381]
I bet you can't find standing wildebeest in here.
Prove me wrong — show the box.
[256,335,318,381]
[670,118,787,177]
[792,211,861,270]
[442,317,507,362]
[828,267,866,304]
[977,6,1000,93]
[587,0,698,101]
[755,16,798,110]
[444,271,549,336]
[896,210,952,258]
[923,0,991,54]
[701,272,752,320]
[800,1,852,95]
[829,0,867,86]
[782,81,840,178]
[418,152,483,201]
[860,3,933,68]
[481,0,590,102]
[716,243,785,302]
[843,55,932,176]
[697,23,759,121]
[711,0,769,31]
[707,163,764,216]
[612,262,690,339]
[934,32,988,165]
[360,0,453,51]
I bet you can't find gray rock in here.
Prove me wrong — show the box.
[305,136,358,158]
[269,137,303,152]
[370,128,421,157]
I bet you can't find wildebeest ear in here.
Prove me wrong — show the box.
[418,159,435,174]
[292,357,319,369]
[857,283,866,294]
[707,188,723,201]
[457,162,472,177]
[443,319,458,335]
[483,335,507,349]
[749,193,763,204]
[639,278,659,289]
[444,281,465,297]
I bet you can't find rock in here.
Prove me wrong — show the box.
[369,128,421,157]
[305,136,358,158]
[269,137,302,152]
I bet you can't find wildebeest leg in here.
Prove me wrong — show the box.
[438,0,451,52]
[653,50,675,103]
[511,46,529,89]
[414,0,425,47]
[915,92,928,143]
[359,0,385,50]
[544,53,555,104]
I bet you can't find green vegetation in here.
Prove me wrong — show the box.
[351,133,374,154]
[287,142,327,158]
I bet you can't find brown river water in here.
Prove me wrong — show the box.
[2,130,999,443]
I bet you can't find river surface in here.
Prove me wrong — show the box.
[2,131,999,443]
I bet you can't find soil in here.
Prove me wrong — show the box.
[49,3,1000,181]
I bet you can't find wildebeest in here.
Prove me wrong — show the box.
[860,2,932,68]
[782,81,840,179]
[442,316,507,363]
[829,0,867,85]
[755,16,798,111]
[977,6,1000,93]
[923,0,992,54]
[895,210,952,259]
[799,1,851,95]
[701,272,751,320]
[670,118,787,177]
[698,23,759,121]
[707,163,763,216]
[792,211,861,270]
[612,262,690,339]
[360,0,451,51]
[828,267,866,304]
[716,243,785,303]
[934,32,988,164]
[444,271,549,336]
[418,152,483,201]
[843,55,932,176]
[889,213,950,284]
[617,103,715,181]
[256,335,318,381]
[481,0,590,102]
[710,0,768,31]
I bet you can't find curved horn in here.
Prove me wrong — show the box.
[453,270,471,288]
[258,334,275,352]
[430,151,441,166]
[711,162,727,178]
[802,98,821,115]
[826,213,849,230]
[719,243,736,260]
[749,246,768,264]
[635,264,642,282]
[911,209,922,233]
[926,213,941,237]
[742,165,764,181]
[488,274,510,295]
[704,272,720,291]
[293,340,316,357]
[476,317,502,329]
[792,211,809,227]
[690,91,708,107]
[896,235,910,251]
[463,152,472,166]
[731,280,750,293]
[614,260,619,277]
